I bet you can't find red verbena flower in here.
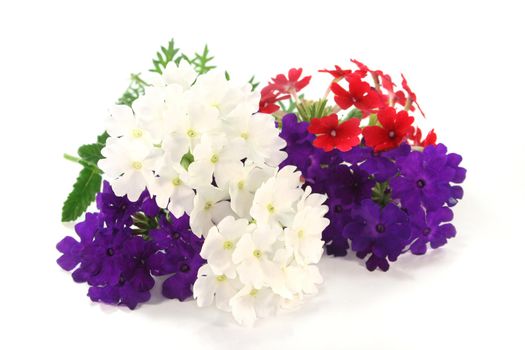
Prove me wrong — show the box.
[409,127,437,147]
[270,68,311,94]
[330,76,382,112]
[258,85,289,114]
[362,107,414,151]
[307,114,361,152]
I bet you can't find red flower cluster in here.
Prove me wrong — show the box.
[307,114,361,152]
[260,60,436,153]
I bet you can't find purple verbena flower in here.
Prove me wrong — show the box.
[343,199,410,271]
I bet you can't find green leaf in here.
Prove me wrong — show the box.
[97,132,109,145]
[190,44,216,74]
[346,108,363,120]
[224,70,230,81]
[61,167,102,222]
[371,181,392,207]
[117,73,148,107]
[150,39,181,74]
[248,76,259,92]
[77,143,103,165]
[180,152,194,171]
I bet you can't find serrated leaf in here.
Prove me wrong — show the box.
[191,44,216,74]
[61,167,102,222]
[150,39,181,74]
[117,73,147,106]
[78,143,103,165]
[97,131,109,145]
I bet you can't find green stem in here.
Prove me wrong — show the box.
[64,153,82,163]
[64,153,103,174]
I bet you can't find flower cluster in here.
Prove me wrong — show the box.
[263,61,466,271]
[56,181,204,309]
[193,166,329,326]
[98,60,286,222]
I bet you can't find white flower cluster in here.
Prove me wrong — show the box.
[193,166,330,326]
[98,61,286,220]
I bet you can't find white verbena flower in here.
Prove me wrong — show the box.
[250,165,303,229]
[193,264,242,312]
[284,204,329,265]
[187,135,246,188]
[189,185,235,237]
[229,286,279,327]
[200,216,253,278]
[215,162,273,218]
[148,162,195,218]
[149,60,198,90]
[98,138,160,201]
[231,224,281,289]
[224,107,287,167]
[105,105,152,144]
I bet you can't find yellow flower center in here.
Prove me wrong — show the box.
[204,201,213,210]
[132,129,143,138]
[237,181,245,190]
[215,275,226,282]
[187,129,196,138]
[266,203,275,214]
[131,161,143,170]
[249,288,258,297]
[240,132,249,140]
[172,177,182,186]
[210,154,219,164]
[253,249,262,258]
[298,230,305,239]
[223,240,234,250]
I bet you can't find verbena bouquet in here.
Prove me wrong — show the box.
[57,40,465,326]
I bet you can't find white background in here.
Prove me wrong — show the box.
[1,1,524,349]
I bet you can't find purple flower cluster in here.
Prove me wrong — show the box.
[280,114,466,271]
[56,182,204,309]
